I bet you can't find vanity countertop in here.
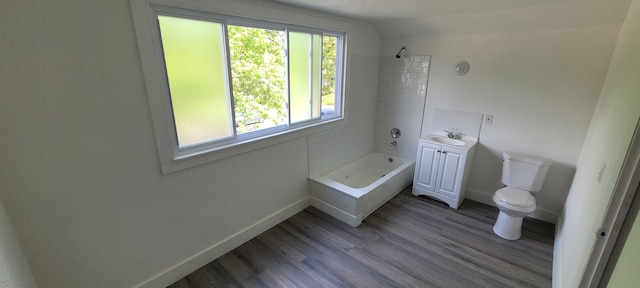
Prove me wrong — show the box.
[420,133,478,151]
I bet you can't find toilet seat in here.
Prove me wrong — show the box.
[495,187,536,208]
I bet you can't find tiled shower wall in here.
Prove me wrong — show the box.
[375,56,431,160]
[308,55,431,175]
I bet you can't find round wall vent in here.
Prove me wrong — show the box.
[455,61,470,75]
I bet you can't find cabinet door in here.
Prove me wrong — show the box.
[435,148,467,197]
[414,143,440,191]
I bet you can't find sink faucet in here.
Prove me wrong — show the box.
[444,129,461,139]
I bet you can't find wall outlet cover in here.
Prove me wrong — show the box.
[597,162,606,183]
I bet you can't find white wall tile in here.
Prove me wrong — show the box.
[375,56,431,160]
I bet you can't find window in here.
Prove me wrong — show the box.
[152,6,345,156]
[130,0,350,173]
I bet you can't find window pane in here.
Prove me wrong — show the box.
[158,16,233,148]
[289,32,312,124]
[321,35,338,117]
[228,25,287,134]
[312,34,322,119]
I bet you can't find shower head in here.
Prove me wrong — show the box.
[395,46,406,59]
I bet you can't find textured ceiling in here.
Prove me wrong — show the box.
[272,0,631,35]
[273,0,626,20]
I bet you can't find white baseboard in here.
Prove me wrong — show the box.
[466,188,558,224]
[529,208,558,224]
[552,212,564,287]
[466,188,495,206]
[133,197,311,288]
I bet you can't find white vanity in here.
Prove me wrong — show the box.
[412,133,477,209]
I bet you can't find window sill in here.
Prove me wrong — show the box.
[160,117,346,174]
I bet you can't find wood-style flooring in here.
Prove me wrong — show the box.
[168,187,555,288]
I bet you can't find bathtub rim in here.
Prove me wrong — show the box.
[308,152,415,199]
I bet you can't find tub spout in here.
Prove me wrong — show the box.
[390,141,397,147]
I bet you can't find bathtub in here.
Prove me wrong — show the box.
[309,152,415,227]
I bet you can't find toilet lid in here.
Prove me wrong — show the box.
[495,187,536,208]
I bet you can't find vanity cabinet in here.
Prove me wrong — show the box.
[412,138,476,209]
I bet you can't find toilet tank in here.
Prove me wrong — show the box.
[501,152,553,192]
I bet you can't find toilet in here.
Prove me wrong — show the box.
[493,152,553,240]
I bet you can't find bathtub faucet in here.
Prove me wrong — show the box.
[390,141,397,147]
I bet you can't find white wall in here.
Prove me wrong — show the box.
[607,211,640,287]
[555,0,640,286]
[0,200,38,288]
[0,1,380,288]
[381,23,620,222]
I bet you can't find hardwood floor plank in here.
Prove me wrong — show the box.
[256,230,307,264]
[234,274,268,288]
[346,246,431,288]
[168,187,555,288]
[234,238,285,274]
[314,246,402,288]
[372,222,518,287]
[364,237,479,287]
[441,243,550,287]
[257,268,298,287]
[276,262,326,288]
[264,225,324,260]
[285,213,403,287]
[296,258,350,288]
[439,226,552,280]
[365,213,513,288]
[215,253,255,286]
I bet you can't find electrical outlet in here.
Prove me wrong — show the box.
[484,114,494,125]
[597,162,606,183]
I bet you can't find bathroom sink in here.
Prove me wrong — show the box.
[430,136,466,146]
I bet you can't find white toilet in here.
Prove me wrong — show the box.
[493,152,553,240]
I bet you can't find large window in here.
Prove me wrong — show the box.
[153,7,345,154]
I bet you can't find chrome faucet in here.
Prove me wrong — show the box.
[444,129,461,139]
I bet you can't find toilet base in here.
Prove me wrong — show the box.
[493,211,524,240]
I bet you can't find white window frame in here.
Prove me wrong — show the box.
[130,0,350,174]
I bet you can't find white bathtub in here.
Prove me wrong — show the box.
[309,152,415,227]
